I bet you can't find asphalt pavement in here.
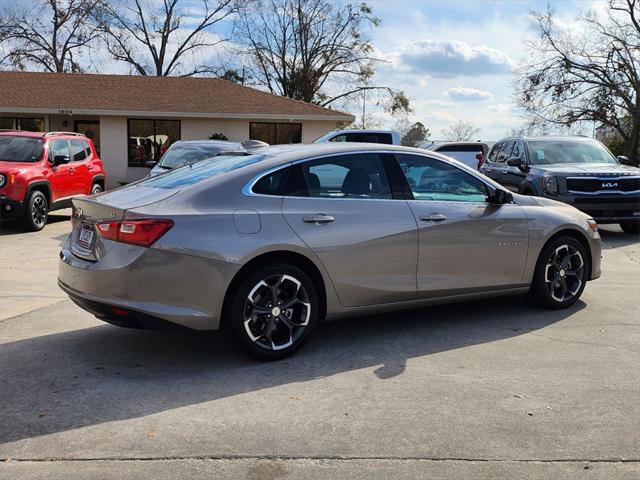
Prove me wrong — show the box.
[0,210,638,479]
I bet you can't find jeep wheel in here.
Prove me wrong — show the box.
[91,183,103,195]
[620,222,640,235]
[23,190,48,232]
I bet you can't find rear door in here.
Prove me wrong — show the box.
[394,153,529,297]
[281,152,418,307]
[47,139,75,201]
[480,142,502,180]
[69,139,92,195]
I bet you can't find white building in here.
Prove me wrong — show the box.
[0,72,353,188]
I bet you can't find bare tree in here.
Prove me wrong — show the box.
[442,121,481,142]
[95,0,240,76]
[0,0,101,72]
[234,0,409,113]
[515,0,640,160]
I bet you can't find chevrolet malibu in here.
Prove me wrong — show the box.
[59,144,602,359]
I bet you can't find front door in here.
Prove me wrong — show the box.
[47,139,75,202]
[395,153,529,297]
[282,152,418,307]
[75,121,100,154]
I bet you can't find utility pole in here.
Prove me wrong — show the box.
[361,88,366,129]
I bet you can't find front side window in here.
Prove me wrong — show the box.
[128,119,181,167]
[496,141,515,163]
[250,122,302,145]
[49,140,70,162]
[288,153,392,199]
[396,154,488,202]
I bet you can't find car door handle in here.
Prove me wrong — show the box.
[420,213,447,222]
[69,167,76,173]
[87,165,94,171]
[303,214,335,224]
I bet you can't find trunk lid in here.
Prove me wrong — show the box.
[69,186,180,261]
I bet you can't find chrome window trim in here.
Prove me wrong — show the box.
[242,149,501,202]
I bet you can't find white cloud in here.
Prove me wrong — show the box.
[445,87,492,102]
[396,39,514,78]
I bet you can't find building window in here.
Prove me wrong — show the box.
[127,119,180,167]
[0,117,45,132]
[250,122,302,145]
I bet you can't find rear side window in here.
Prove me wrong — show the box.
[252,167,290,196]
[287,153,393,199]
[69,139,88,161]
[330,132,393,144]
[487,143,501,163]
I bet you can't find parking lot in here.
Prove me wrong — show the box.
[0,210,639,479]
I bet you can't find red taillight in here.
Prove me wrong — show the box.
[96,219,174,247]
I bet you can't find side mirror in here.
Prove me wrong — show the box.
[506,157,528,172]
[53,155,70,165]
[489,189,513,204]
[617,155,636,166]
[145,160,157,169]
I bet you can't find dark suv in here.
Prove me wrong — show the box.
[0,131,106,231]
[480,136,640,234]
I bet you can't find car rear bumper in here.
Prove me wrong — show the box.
[0,195,24,220]
[58,237,240,330]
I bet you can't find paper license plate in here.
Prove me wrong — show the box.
[78,223,95,249]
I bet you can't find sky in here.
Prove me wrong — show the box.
[355,0,606,141]
[0,0,609,141]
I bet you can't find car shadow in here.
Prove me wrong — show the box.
[0,212,71,236]
[0,296,585,445]
[598,226,639,249]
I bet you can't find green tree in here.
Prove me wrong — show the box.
[401,122,431,147]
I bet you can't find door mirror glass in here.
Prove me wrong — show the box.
[53,155,70,165]
[489,189,513,204]
[506,157,522,167]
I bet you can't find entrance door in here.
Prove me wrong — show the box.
[75,120,100,154]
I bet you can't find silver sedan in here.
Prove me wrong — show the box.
[59,143,602,359]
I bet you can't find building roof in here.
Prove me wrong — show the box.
[0,71,354,122]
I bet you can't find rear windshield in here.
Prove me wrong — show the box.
[138,154,267,189]
[527,140,617,165]
[0,136,44,162]
[158,143,239,170]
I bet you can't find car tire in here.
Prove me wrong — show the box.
[229,263,320,360]
[91,183,103,195]
[22,190,48,232]
[528,236,589,309]
[620,222,640,235]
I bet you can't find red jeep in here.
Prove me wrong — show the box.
[0,131,106,231]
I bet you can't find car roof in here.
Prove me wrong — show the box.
[498,135,597,143]
[327,129,399,134]
[428,141,489,148]
[172,140,242,147]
